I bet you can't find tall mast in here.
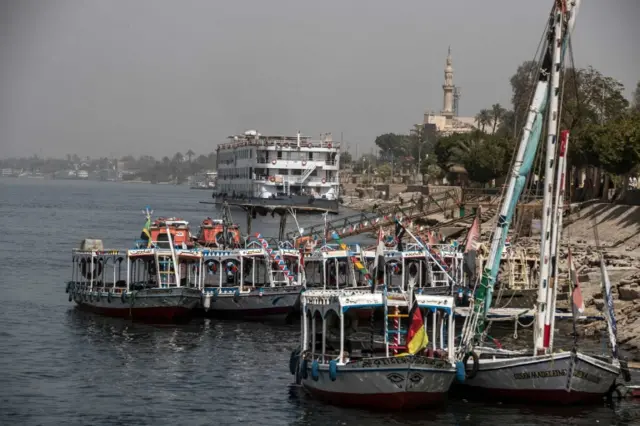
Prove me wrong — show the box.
[534,2,571,355]
[470,0,581,342]
[545,130,570,352]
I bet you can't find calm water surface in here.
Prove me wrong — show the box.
[1,179,638,425]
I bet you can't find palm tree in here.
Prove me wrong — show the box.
[491,103,506,134]
[475,109,493,133]
[185,149,195,163]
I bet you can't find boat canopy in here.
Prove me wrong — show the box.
[301,290,454,317]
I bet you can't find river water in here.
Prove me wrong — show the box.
[1,178,638,426]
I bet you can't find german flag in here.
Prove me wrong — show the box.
[405,296,429,355]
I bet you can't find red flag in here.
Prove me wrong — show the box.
[568,248,584,318]
[465,215,480,253]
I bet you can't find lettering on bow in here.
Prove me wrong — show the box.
[513,369,567,380]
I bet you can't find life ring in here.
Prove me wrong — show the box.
[80,259,103,280]
[329,360,338,381]
[225,260,240,274]
[283,142,289,148]
[388,261,402,275]
[311,360,320,381]
[463,351,479,379]
[321,178,326,184]
[205,259,219,274]
[271,160,277,165]
[327,143,332,149]
[302,161,307,166]
[384,235,396,248]
[269,176,275,183]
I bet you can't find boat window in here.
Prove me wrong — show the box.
[277,151,283,160]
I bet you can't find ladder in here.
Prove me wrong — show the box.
[155,252,176,287]
[300,163,316,182]
[386,298,409,356]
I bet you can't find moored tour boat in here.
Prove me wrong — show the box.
[67,239,203,322]
[200,234,304,319]
[291,290,459,410]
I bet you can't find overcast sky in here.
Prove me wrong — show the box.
[1,0,638,159]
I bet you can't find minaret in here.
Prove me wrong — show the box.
[441,46,455,123]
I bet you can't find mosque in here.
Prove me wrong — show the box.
[422,48,477,136]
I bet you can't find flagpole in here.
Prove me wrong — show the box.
[383,282,389,357]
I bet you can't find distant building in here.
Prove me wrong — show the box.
[2,168,13,177]
[422,48,478,136]
[77,170,89,179]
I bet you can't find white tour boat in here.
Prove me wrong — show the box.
[291,290,459,410]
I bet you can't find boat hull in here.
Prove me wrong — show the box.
[458,351,620,404]
[71,287,202,322]
[201,286,301,319]
[301,356,455,410]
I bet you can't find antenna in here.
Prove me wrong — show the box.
[453,86,461,117]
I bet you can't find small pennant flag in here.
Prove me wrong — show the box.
[568,248,584,319]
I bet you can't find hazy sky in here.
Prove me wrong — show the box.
[1,0,638,159]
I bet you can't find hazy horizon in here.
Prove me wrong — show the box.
[1,0,638,159]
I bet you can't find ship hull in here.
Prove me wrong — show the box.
[300,356,455,410]
[201,286,301,319]
[457,351,619,404]
[70,287,202,322]
[212,195,340,214]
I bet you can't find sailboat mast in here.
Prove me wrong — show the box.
[545,130,569,352]
[534,5,565,355]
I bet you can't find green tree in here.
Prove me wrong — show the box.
[509,60,538,128]
[633,80,640,112]
[594,114,640,200]
[474,109,493,132]
[491,103,506,134]
[376,164,392,181]
[374,133,408,159]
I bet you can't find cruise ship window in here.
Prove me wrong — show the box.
[277,151,282,160]
[308,152,313,160]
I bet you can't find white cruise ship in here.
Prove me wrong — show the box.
[213,130,341,212]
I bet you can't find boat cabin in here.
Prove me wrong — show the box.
[300,290,456,364]
[196,217,242,248]
[149,217,193,249]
